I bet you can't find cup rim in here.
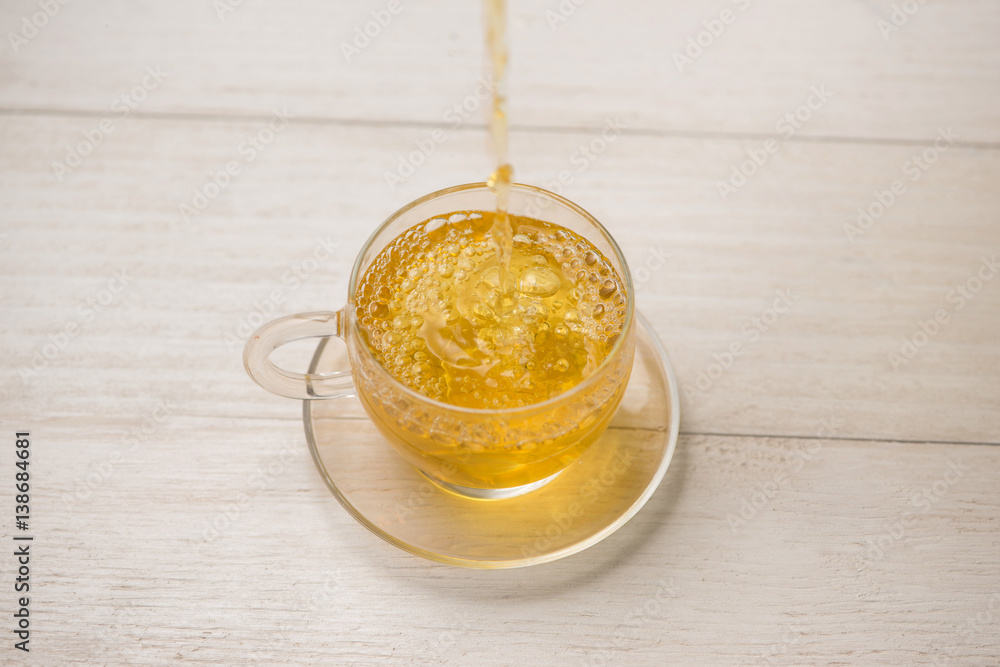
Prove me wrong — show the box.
[346,181,635,416]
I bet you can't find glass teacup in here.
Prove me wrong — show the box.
[244,183,635,499]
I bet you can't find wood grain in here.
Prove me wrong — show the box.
[0,0,998,663]
[1,1,999,142]
[2,115,997,443]
[3,417,997,665]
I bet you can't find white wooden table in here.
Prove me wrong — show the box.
[2,1,999,664]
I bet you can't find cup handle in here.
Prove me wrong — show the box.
[243,310,355,400]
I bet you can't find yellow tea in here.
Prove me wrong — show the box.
[350,0,631,490]
[355,212,627,409]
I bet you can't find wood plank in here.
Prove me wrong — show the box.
[2,114,997,444]
[1,0,998,142]
[3,2,998,664]
[5,416,997,664]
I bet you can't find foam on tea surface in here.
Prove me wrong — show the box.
[356,212,626,409]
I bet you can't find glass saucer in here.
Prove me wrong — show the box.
[303,312,680,569]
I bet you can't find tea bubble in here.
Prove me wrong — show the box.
[519,267,561,297]
[473,302,493,320]
[480,267,501,289]
[425,218,447,234]
[355,209,627,409]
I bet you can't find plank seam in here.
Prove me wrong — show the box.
[1,107,998,151]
